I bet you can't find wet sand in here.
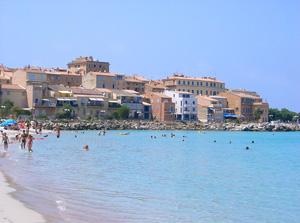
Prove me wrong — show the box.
[0,171,46,223]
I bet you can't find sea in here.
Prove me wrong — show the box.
[0,130,300,223]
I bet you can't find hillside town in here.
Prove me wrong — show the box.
[0,56,269,123]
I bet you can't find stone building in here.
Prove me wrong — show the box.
[219,90,269,122]
[196,95,225,123]
[162,73,225,96]
[146,92,175,122]
[67,56,110,74]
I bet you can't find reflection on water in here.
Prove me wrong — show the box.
[1,131,300,223]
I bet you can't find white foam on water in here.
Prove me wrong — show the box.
[56,200,67,212]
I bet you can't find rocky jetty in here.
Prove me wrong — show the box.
[40,120,300,132]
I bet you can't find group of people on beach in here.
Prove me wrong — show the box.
[1,130,34,153]
[0,120,41,153]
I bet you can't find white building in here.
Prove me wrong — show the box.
[164,90,197,121]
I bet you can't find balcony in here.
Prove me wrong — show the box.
[87,98,104,107]
[56,98,78,107]
[34,99,56,108]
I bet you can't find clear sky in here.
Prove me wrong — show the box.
[1,0,299,111]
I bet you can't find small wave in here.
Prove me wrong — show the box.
[56,200,67,212]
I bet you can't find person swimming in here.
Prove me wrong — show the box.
[246,146,250,150]
[83,145,89,151]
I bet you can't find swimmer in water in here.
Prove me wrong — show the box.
[83,145,89,151]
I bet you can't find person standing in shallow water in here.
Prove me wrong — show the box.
[27,135,33,152]
[55,125,61,138]
[2,133,9,152]
[20,130,27,149]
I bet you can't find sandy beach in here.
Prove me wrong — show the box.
[0,128,53,223]
[0,171,46,223]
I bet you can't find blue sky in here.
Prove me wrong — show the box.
[1,0,299,111]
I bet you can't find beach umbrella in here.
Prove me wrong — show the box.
[0,119,17,127]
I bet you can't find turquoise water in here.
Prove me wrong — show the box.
[1,131,300,223]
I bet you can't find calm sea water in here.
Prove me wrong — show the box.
[1,130,300,223]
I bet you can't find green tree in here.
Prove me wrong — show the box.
[112,111,120,119]
[56,104,75,119]
[12,106,31,117]
[269,108,298,122]
[0,100,14,117]
[116,105,130,119]
[254,108,264,121]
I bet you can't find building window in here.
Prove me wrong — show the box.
[192,101,195,105]
[192,81,194,85]
[196,90,199,94]
[187,81,190,85]
[200,82,203,86]
[200,90,203,95]
[206,82,208,86]
[191,90,194,93]
[178,80,181,85]
[183,81,186,85]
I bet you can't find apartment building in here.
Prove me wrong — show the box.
[146,92,175,122]
[196,95,225,122]
[219,90,269,122]
[145,81,165,94]
[11,67,81,111]
[162,74,225,96]
[164,90,197,121]
[112,90,145,119]
[34,85,114,119]
[124,76,148,94]
[82,72,125,90]
[0,84,27,108]
[0,65,14,84]
[12,68,82,87]
[67,56,110,74]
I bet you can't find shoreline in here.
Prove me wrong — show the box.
[0,170,46,223]
[41,120,300,132]
[0,129,54,223]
